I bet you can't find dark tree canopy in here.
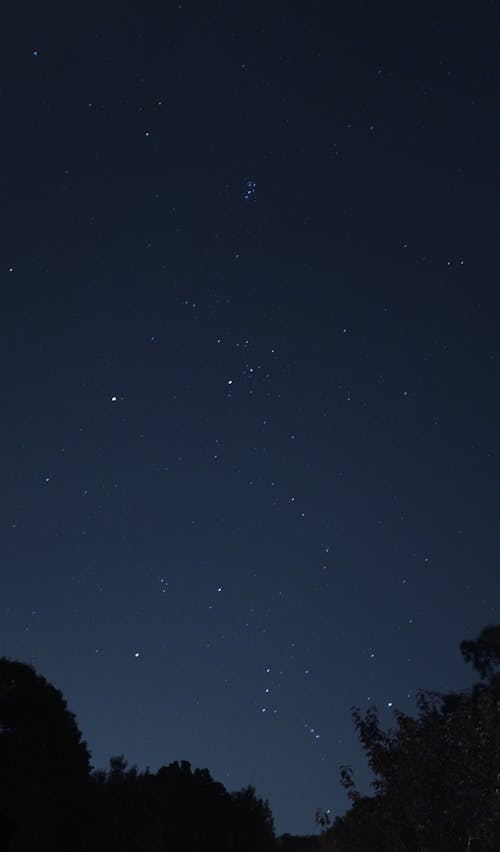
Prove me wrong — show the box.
[0,655,276,852]
[460,624,500,684]
[326,626,500,852]
[2,628,499,851]
[0,658,91,851]
[0,656,276,852]
[89,757,275,851]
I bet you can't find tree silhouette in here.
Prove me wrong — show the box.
[327,626,500,851]
[0,659,277,850]
[229,784,275,851]
[0,812,16,852]
[0,658,91,851]
[86,757,275,851]
[460,624,500,686]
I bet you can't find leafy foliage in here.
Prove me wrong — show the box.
[327,626,500,851]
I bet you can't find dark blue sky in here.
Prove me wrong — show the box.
[1,1,498,835]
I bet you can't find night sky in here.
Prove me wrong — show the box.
[1,1,498,836]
